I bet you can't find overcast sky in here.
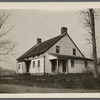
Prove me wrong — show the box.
[0,4,100,70]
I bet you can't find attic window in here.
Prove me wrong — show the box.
[56,46,60,53]
[73,48,76,55]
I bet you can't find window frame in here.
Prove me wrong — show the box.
[22,63,23,69]
[73,48,76,55]
[71,59,75,68]
[33,61,35,68]
[38,60,40,67]
[19,64,20,69]
[85,60,88,68]
[56,46,60,53]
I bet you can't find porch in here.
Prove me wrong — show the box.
[49,54,69,74]
[50,59,69,74]
[20,60,31,74]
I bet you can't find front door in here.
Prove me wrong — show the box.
[62,60,66,73]
[51,60,56,73]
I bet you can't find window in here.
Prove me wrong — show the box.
[73,48,76,55]
[85,61,88,68]
[38,60,40,67]
[71,60,75,68]
[19,64,20,69]
[33,61,35,68]
[56,46,60,53]
[22,63,23,69]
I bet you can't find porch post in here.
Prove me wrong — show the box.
[56,59,59,74]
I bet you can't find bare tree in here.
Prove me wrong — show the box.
[80,8,99,78]
[0,10,15,61]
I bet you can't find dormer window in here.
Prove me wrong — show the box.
[56,46,60,53]
[73,48,76,55]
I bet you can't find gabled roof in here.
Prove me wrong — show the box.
[17,33,65,60]
[17,33,84,60]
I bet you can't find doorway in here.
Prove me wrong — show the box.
[25,60,31,73]
[51,60,56,73]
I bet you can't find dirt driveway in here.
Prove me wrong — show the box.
[0,84,100,93]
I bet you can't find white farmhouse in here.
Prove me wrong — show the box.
[16,27,94,75]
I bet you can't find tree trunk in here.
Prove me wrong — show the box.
[89,9,99,78]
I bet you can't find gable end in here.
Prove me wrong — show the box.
[66,33,84,57]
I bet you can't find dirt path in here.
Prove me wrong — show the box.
[0,84,100,93]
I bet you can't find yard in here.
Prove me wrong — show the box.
[0,73,100,93]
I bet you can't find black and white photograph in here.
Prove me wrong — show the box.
[0,3,100,96]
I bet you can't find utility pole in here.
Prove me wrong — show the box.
[89,9,99,78]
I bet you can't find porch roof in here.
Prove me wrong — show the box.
[49,53,93,61]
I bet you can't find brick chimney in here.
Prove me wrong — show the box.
[37,38,42,44]
[61,27,67,35]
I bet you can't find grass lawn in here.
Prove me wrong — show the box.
[0,84,100,93]
[0,73,100,90]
